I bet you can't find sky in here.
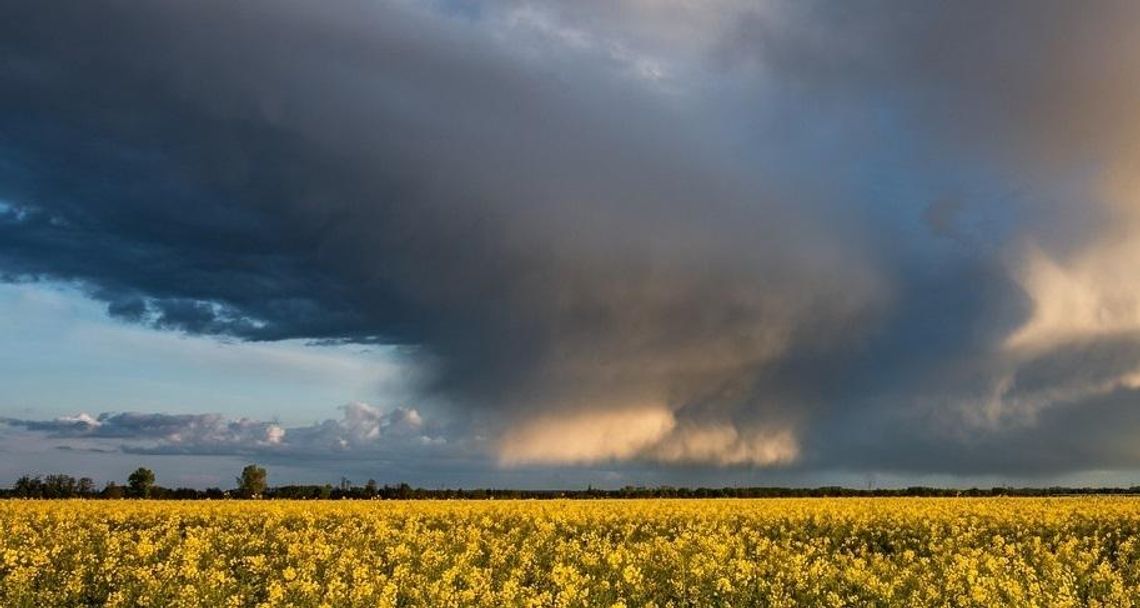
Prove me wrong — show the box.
[4,1,1140,489]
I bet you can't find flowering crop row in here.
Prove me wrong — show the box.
[3,498,1140,606]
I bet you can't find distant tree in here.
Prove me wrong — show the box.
[43,474,78,498]
[102,481,125,499]
[14,475,43,498]
[77,477,96,496]
[365,479,378,497]
[237,465,268,498]
[127,467,155,498]
[171,487,200,499]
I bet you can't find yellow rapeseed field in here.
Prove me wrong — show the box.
[3,498,1140,607]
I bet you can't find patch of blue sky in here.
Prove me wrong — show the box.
[0,281,415,427]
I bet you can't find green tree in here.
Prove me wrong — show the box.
[237,464,267,498]
[127,467,155,498]
[13,475,42,498]
[43,474,77,498]
[102,481,124,499]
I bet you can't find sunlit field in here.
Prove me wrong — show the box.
[4,498,1140,607]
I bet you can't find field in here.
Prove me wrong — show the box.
[4,498,1140,607]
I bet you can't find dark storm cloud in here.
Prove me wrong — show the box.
[4,1,1140,477]
[813,384,1140,478]
[706,0,1140,475]
[0,0,889,468]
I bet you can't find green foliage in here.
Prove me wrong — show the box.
[237,465,268,498]
[127,467,155,498]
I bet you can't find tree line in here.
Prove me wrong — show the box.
[6,467,1140,499]
[7,465,268,499]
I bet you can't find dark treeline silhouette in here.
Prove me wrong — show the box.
[258,484,1140,500]
[6,469,1140,500]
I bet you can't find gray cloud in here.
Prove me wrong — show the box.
[0,0,887,470]
[1,403,447,459]
[4,1,1140,478]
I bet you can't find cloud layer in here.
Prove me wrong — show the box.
[1,403,444,458]
[5,1,1140,479]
